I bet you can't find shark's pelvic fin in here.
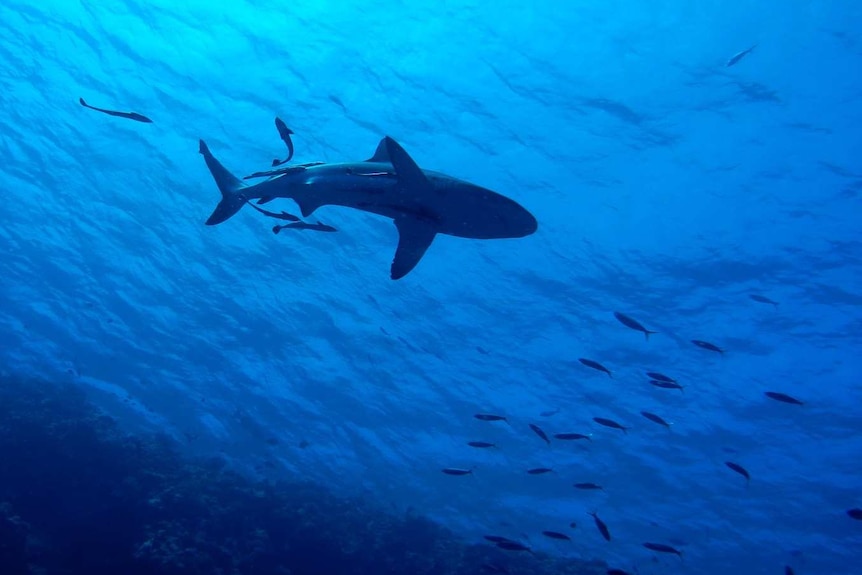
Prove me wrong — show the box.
[391,217,437,280]
[296,197,325,218]
[199,140,247,225]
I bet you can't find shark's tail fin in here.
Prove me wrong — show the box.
[199,140,247,225]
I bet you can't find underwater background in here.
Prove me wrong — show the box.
[1,0,860,574]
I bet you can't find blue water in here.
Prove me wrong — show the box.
[1,1,860,573]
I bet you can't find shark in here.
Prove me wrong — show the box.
[198,136,537,279]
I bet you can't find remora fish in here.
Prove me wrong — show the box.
[474,413,508,423]
[589,511,611,541]
[79,97,153,123]
[749,294,779,307]
[640,411,672,429]
[579,358,613,378]
[529,423,550,445]
[642,541,683,558]
[613,312,658,340]
[727,44,757,67]
[271,116,295,166]
[692,339,724,354]
[246,201,300,222]
[199,136,537,279]
[593,417,628,434]
[764,391,803,405]
[272,221,337,234]
[724,461,750,484]
[554,432,591,441]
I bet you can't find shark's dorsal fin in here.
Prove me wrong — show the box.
[391,217,437,280]
[384,137,432,193]
[366,138,391,163]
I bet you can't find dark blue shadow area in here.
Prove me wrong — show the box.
[0,376,602,575]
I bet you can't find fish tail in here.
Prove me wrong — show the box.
[199,140,247,225]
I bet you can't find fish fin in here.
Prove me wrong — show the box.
[295,197,325,218]
[644,330,658,340]
[366,137,391,163]
[384,136,433,194]
[390,217,437,280]
[199,140,247,225]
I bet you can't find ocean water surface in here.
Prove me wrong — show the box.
[0,1,860,574]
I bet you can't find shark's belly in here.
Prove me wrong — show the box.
[290,165,536,240]
[301,172,435,221]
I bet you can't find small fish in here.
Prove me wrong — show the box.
[749,294,779,307]
[765,391,804,405]
[540,408,560,417]
[529,423,551,445]
[607,570,632,575]
[527,467,554,475]
[785,567,795,575]
[554,432,592,441]
[542,530,571,541]
[569,522,577,529]
[614,311,658,340]
[589,511,611,541]
[725,461,750,484]
[475,413,508,423]
[496,540,534,554]
[579,358,613,378]
[649,380,685,392]
[271,116,295,166]
[476,346,490,355]
[593,417,628,434]
[467,441,496,448]
[483,535,515,544]
[643,542,682,557]
[246,201,301,222]
[727,44,757,67]
[640,411,671,429]
[442,468,473,476]
[646,371,676,383]
[574,482,603,490]
[692,339,724,354]
[79,97,153,123]
[273,221,337,233]
[847,508,862,520]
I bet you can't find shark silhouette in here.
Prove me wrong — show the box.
[199,136,537,279]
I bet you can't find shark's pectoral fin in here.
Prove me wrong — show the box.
[384,137,433,193]
[391,217,437,280]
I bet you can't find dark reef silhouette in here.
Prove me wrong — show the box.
[0,375,602,575]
